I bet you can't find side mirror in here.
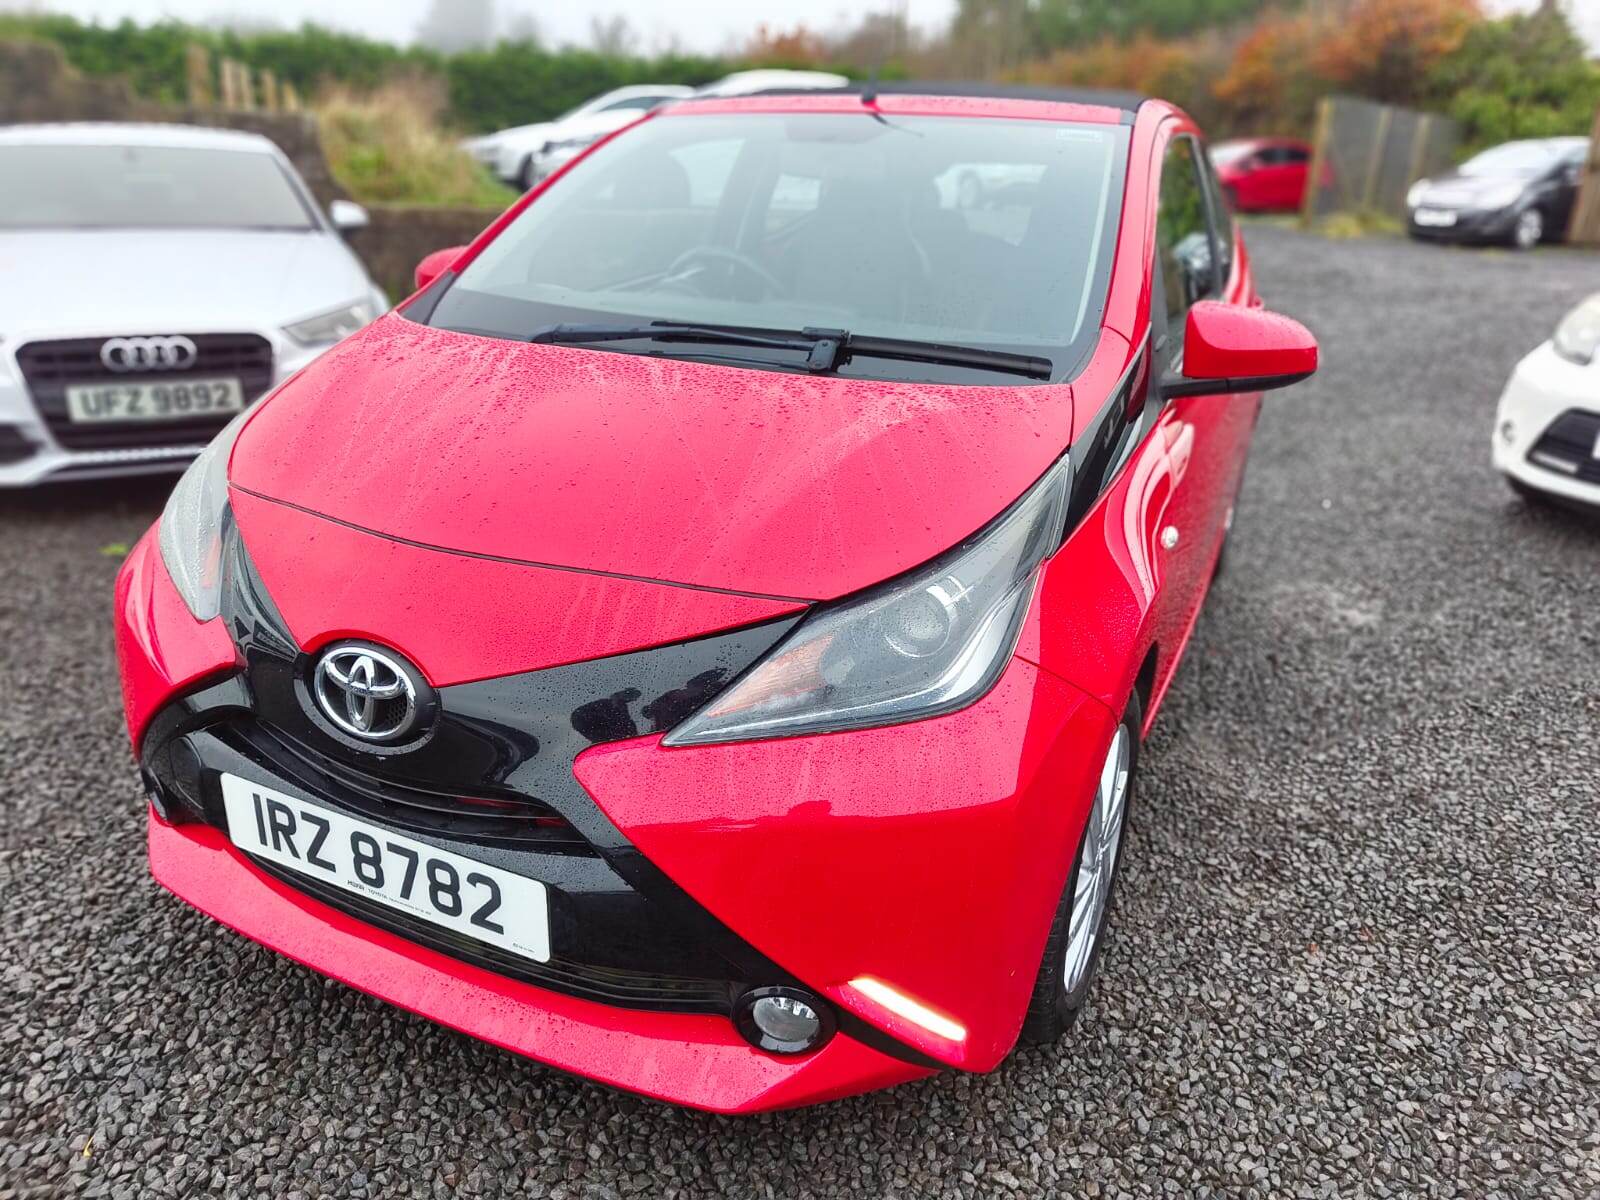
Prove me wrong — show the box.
[328,199,370,233]
[1162,300,1318,399]
[415,245,469,292]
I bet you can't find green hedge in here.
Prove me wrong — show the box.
[0,14,729,132]
[444,43,725,133]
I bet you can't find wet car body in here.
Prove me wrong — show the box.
[116,86,1317,1111]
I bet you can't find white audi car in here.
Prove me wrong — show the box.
[1493,292,1600,514]
[0,123,386,488]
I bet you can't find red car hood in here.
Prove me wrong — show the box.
[232,315,1078,601]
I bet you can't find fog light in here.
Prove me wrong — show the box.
[734,987,834,1055]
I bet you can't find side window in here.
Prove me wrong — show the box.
[1195,140,1235,284]
[598,96,661,114]
[1155,136,1219,346]
[1282,146,1311,165]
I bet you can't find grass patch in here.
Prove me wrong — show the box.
[1313,209,1404,240]
[317,76,516,208]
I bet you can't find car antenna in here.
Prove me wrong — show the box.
[861,66,879,107]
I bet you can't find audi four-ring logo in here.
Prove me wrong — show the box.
[99,335,199,373]
[312,644,422,742]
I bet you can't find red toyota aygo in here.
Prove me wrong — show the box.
[115,85,1316,1112]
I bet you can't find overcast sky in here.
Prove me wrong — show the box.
[1,0,1594,55]
[1,0,960,53]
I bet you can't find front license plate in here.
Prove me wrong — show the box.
[1414,208,1457,228]
[221,774,551,962]
[64,376,245,423]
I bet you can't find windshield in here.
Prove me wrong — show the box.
[0,144,315,230]
[1459,141,1560,178]
[427,111,1130,382]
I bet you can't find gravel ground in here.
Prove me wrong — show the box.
[2,225,1597,1199]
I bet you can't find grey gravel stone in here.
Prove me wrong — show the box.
[1,226,1596,1199]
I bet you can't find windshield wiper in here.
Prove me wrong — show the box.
[529,321,843,370]
[528,320,1053,380]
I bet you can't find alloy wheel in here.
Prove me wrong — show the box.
[1514,209,1543,250]
[1062,725,1132,993]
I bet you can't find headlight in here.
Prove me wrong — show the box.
[544,134,600,155]
[1406,180,1431,208]
[158,409,252,621]
[1553,294,1600,365]
[1479,182,1526,211]
[283,299,377,348]
[664,454,1073,746]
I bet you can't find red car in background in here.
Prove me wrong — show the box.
[1210,138,1314,212]
[115,84,1318,1112]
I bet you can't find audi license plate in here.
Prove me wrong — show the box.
[64,377,245,423]
[220,774,551,962]
[1414,208,1457,228]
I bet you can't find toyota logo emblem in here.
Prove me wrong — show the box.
[311,643,431,743]
[100,335,199,373]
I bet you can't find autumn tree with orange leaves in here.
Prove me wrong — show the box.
[1314,0,1482,107]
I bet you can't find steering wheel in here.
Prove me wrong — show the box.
[662,245,786,299]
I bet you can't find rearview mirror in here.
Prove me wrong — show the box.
[1162,300,1318,399]
[415,245,469,292]
[328,199,370,233]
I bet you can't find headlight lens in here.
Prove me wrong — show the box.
[1406,180,1431,208]
[1553,293,1600,365]
[158,409,252,621]
[664,454,1073,747]
[545,134,600,155]
[283,299,377,348]
[1479,181,1526,211]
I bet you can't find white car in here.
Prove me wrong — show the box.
[1492,292,1600,513]
[0,124,386,487]
[692,69,850,97]
[471,85,694,191]
[527,72,853,187]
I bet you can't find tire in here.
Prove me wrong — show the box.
[1510,207,1543,251]
[1212,500,1239,581]
[1508,475,1554,507]
[517,156,538,192]
[1019,692,1142,1045]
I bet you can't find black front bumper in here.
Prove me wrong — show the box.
[140,524,808,1017]
[1407,206,1520,244]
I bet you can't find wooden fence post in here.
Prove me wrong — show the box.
[219,58,239,108]
[1405,114,1433,193]
[1567,103,1600,245]
[259,68,279,112]
[281,81,301,112]
[1300,96,1334,228]
[1360,104,1393,211]
[184,43,213,108]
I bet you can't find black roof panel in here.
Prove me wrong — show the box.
[744,80,1147,116]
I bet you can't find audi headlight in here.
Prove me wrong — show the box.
[158,409,251,621]
[1406,180,1431,208]
[1478,181,1526,211]
[664,454,1073,747]
[1553,293,1600,366]
[283,299,377,348]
